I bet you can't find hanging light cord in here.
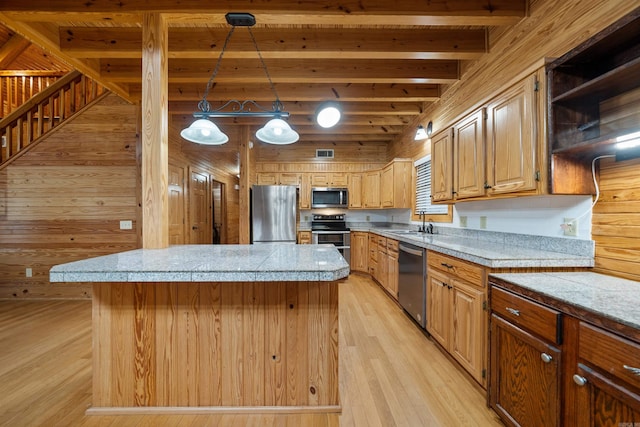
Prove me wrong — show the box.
[572,154,616,223]
[198,25,283,113]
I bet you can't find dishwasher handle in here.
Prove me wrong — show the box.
[398,244,424,257]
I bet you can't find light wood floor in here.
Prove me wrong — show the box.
[0,275,503,426]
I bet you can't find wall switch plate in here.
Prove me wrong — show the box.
[366,215,370,221]
[120,220,133,230]
[26,268,32,278]
[480,216,487,229]
[459,216,467,228]
[1,136,6,148]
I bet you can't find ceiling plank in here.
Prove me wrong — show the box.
[0,13,133,101]
[59,27,487,60]
[102,58,459,84]
[0,33,32,68]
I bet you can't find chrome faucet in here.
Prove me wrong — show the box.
[426,223,434,234]
[418,211,426,232]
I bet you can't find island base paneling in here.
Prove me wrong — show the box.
[90,281,339,414]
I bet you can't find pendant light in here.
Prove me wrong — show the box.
[316,102,342,128]
[181,13,299,145]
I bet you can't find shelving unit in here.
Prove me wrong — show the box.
[547,7,640,193]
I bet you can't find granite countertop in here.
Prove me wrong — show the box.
[361,228,594,269]
[489,271,640,331]
[50,244,350,283]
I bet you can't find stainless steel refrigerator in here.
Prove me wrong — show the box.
[251,185,297,244]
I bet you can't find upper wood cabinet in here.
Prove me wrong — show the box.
[381,159,412,208]
[256,172,300,186]
[486,74,538,195]
[299,173,311,209]
[454,109,486,199]
[348,173,363,208]
[363,170,381,208]
[311,172,348,187]
[431,129,454,202]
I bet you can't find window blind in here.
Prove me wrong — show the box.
[415,155,448,215]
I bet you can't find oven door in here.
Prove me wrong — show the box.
[312,231,351,267]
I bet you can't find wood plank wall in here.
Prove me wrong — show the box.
[0,94,139,298]
[0,95,242,299]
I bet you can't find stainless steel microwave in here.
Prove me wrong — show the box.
[311,187,348,208]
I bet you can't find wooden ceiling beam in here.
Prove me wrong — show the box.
[0,1,526,25]
[143,83,439,103]
[171,114,413,126]
[102,58,459,84]
[59,27,487,60]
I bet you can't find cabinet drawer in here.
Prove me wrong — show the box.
[377,236,386,246]
[491,286,561,344]
[386,239,399,253]
[579,322,640,391]
[428,251,484,286]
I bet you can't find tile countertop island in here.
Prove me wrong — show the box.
[50,244,348,415]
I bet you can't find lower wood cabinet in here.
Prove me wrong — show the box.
[427,252,487,387]
[350,231,368,273]
[489,286,562,427]
[490,279,640,427]
[297,230,312,244]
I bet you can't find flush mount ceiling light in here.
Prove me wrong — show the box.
[180,12,299,145]
[316,102,341,128]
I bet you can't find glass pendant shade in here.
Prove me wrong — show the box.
[255,118,299,144]
[180,119,229,145]
[316,103,341,128]
[414,125,428,141]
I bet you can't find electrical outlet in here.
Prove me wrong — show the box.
[26,268,32,278]
[480,216,487,229]
[366,215,370,221]
[562,217,578,236]
[1,136,6,148]
[459,216,467,228]
[304,215,309,221]
[120,220,133,230]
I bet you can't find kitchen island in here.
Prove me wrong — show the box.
[50,244,349,415]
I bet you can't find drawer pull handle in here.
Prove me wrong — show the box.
[506,307,520,316]
[573,375,587,387]
[623,365,640,376]
[540,353,553,363]
[440,262,454,269]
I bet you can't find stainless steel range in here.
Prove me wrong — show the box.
[311,214,350,267]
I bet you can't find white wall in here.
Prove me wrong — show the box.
[431,195,594,239]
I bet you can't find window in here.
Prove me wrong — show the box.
[415,155,448,215]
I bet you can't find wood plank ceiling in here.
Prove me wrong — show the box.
[0,1,527,146]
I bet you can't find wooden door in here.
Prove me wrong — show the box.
[256,172,278,185]
[490,314,561,427]
[486,74,537,194]
[211,179,225,244]
[278,173,300,186]
[348,173,363,208]
[451,279,486,385]
[311,173,330,187]
[387,250,398,299]
[454,109,485,199]
[431,129,453,201]
[299,173,311,209]
[381,164,394,207]
[330,173,348,187]
[189,169,211,244]
[426,268,451,348]
[168,164,186,245]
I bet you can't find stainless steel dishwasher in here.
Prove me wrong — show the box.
[398,242,426,328]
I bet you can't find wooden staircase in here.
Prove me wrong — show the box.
[0,70,108,168]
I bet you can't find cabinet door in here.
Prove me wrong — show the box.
[350,232,368,272]
[381,164,394,207]
[297,231,312,244]
[451,279,486,385]
[486,74,537,194]
[257,172,278,185]
[299,174,311,209]
[278,173,300,186]
[426,268,451,348]
[454,109,485,199]
[431,129,453,202]
[387,251,398,299]
[363,171,381,208]
[311,173,330,187]
[348,173,363,208]
[490,314,561,427]
[330,173,348,187]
